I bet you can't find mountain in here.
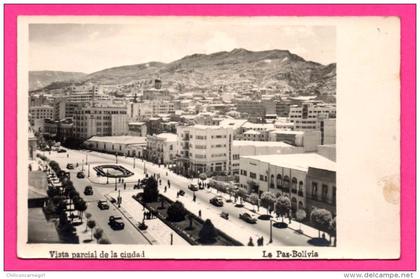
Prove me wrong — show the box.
[29,71,86,91]
[37,49,336,96]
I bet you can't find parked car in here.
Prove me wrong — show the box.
[57,149,67,153]
[210,196,224,207]
[66,163,74,170]
[239,212,257,224]
[76,171,85,178]
[83,185,93,195]
[220,211,229,220]
[108,216,125,230]
[97,200,109,210]
[188,184,199,191]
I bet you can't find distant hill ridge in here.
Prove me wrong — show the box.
[30,48,336,96]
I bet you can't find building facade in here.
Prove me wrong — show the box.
[145,133,177,164]
[239,153,336,216]
[73,104,128,140]
[176,125,233,177]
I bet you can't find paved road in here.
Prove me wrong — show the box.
[47,151,150,245]
[47,148,311,246]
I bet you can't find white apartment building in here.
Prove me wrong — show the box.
[231,141,304,174]
[176,125,233,176]
[239,153,336,213]
[73,104,128,139]
[29,105,54,125]
[146,133,177,164]
[268,130,321,152]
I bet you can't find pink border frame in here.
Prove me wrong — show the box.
[4,4,416,271]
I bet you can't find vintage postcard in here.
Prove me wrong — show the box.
[16,15,401,261]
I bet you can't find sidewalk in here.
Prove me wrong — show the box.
[108,190,189,246]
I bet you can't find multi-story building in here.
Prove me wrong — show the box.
[239,153,336,215]
[73,104,128,140]
[34,118,74,142]
[236,100,266,118]
[176,125,233,176]
[29,105,54,125]
[275,100,291,117]
[128,122,147,136]
[231,141,304,174]
[127,101,174,121]
[288,102,336,131]
[268,130,321,152]
[145,133,177,164]
[305,167,336,216]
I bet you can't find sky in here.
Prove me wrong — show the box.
[29,18,336,74]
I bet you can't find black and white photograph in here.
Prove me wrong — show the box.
[19,16,400,259]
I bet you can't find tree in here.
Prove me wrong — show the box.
[74,198,87,220]
[237,188,248,205]
[84,212,92,232]
[93,228,104,243]
[199,173,207,181]
[249,193,259,212]
[142,176,159,202]
[199,219,217,244]
[310,208,333,238]
[295,209,307,232]
[47,187,60,198]
[167,201,186,222]
[275,196,291,223]
[260,192,277,214]
[329,217,336,246]
[87,219,96,240]
[247,180,259,193]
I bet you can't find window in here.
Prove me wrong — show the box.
[322,184,328,202]
[250,172,256,179]
[311,182,318,200]
[259,174,264,181]
[233,154,240,160]
[243,170,247,176]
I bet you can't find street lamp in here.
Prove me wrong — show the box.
[82,160,84,171]
[115,177,117,191]
[133,157,136,168]
[115,153,118,164]
[85,153,88,165]
[269,218,273,244]
[106,170,109,184]
[87,163,90,177]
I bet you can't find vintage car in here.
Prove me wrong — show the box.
[76,171,85,179]
[83,185,93,195]
[210,196,224,207]
[239,212,257,224]
[97,200,109,210]
[108,216,125,230]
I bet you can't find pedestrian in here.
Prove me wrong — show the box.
[247,237,254,246]
[124,183,126,190]
[260,236,264,246]
[198,210,202,218]
[322,232,326,240]
[193,194,196,202]
[67,154,69,158]
[177,192,179,198]
[164,186,167,193]
[159,179,162,185]
[168,180,171,188]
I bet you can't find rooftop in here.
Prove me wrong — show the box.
[242,153,336,172]
[86,136,146,145]
[269,130,305,135]
[233,140,294,148]
[155,133,178,142]
[219,119,248,129]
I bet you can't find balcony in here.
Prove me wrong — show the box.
[291,189,297,194]
[298,191,304,197]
